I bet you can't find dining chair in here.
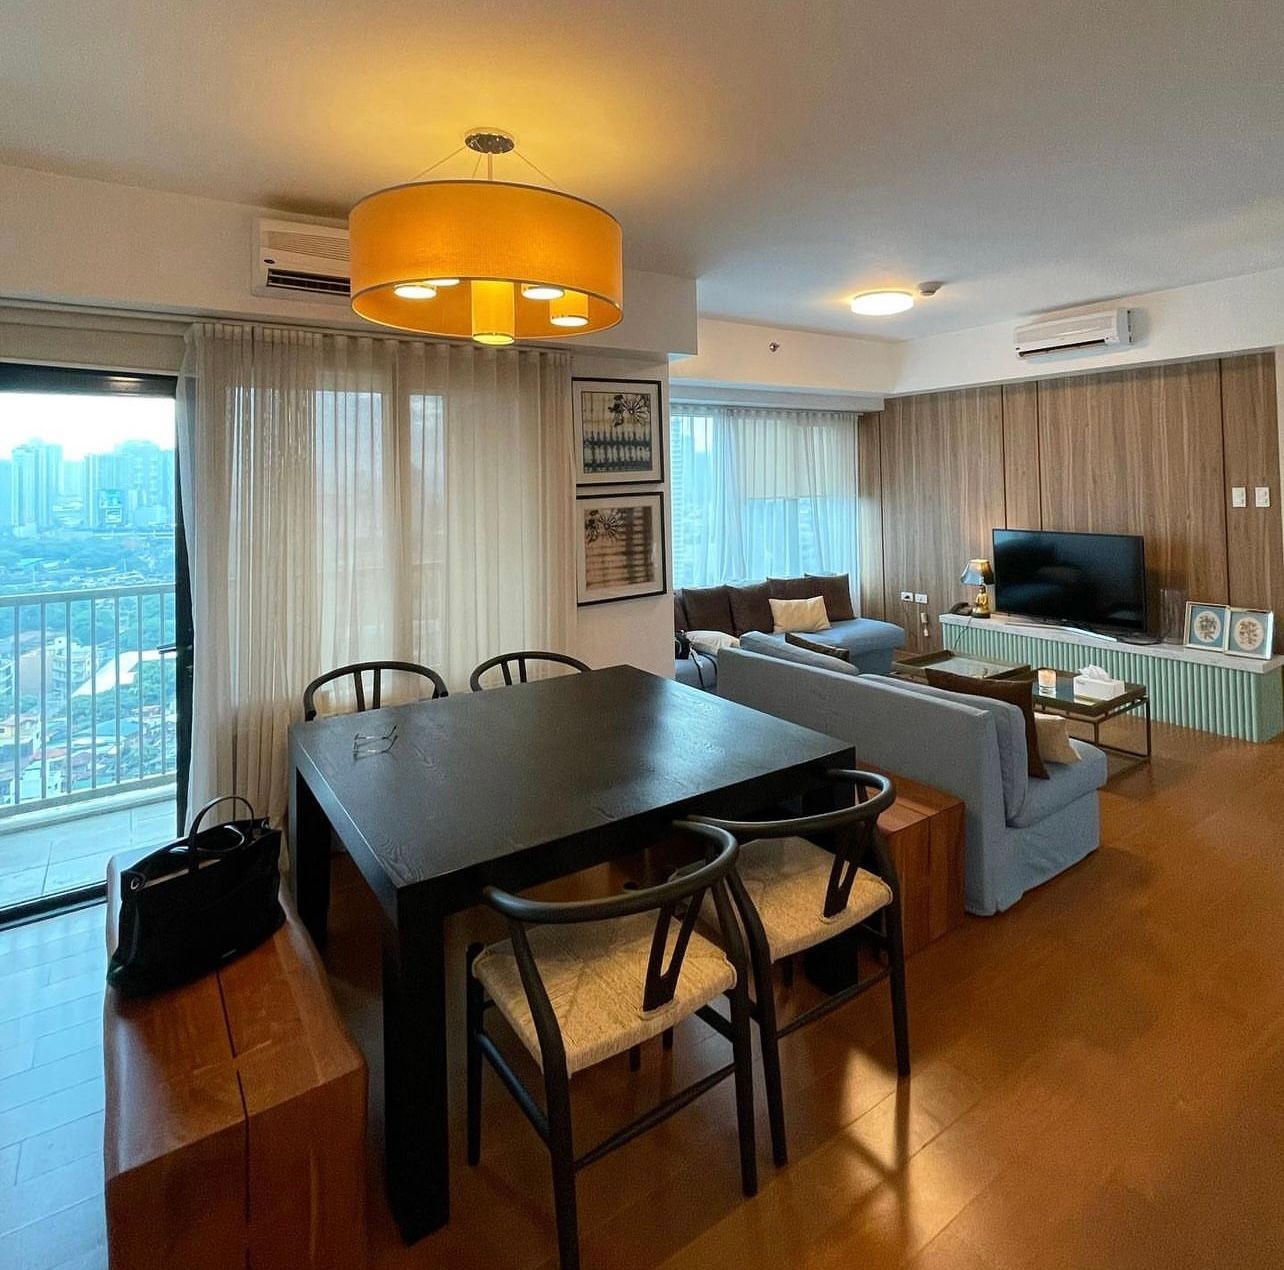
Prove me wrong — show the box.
[301,659,448,721]
[465,821,756,1270]
[689,768,907,1167]
[468,650,590,692]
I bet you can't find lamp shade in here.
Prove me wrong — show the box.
[960,558,995,585]
[349,179,623,341]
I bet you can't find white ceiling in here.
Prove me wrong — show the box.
[3,0,1283,339]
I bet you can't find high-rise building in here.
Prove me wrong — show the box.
[9,441,63,531]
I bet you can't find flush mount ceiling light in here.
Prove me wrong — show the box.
[850,289,915,316]
[349,129,623,346]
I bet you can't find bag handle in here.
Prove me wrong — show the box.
[183,796,260,871]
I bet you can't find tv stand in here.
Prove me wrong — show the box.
[940,612,1283,742]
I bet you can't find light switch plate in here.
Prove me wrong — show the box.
[1232,486,1247,508]
[900,590,913,602]
[1256,486,1272,508]
[914,592,929,604]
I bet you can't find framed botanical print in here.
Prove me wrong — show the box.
[572,377,663,485]
[575,491,666,606]
[1184,601,1229,652]
[1225,607,1275,659]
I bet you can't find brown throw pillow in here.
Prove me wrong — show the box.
[923,668,1050,780]
[673,592,688,633]
[805,573,856,622]
[680,585,734,634]
[785,632,852,661]
[767,576,818,601]
[727,582,774,635]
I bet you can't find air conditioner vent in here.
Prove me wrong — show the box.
[259,228,351,264]
[263,267,351,297]
[1014,308,1132,358]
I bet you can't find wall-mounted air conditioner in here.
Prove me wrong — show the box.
[252,218,351,301]
[1014,308,1132,358]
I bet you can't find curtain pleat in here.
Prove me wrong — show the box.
[177,324,573,822]
[670,404,859,589]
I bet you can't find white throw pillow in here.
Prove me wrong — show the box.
[1033,713,1081,765]
[687,629,740,656]
[769,595,831,634]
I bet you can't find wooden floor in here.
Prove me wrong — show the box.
[4,720,1284,1268]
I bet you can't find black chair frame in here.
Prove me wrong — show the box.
[468,650,590,692]
[690,769,908,1168]
[301,659,448,721]
[466,821,756,1270]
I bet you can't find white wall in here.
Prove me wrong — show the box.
[567,352,674,678]
[894,267,1284,395]
[671,269,1284,401]
[671,316,898,399]
[0,163,697,360]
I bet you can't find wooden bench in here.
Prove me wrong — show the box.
[104,858,367,1270]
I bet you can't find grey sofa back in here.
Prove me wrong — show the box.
[717,646,1011,907]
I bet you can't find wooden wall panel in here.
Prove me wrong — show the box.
[1036,361,1229,625]
[1001,382,1041,529]
[879,388,1007,651]
[857,413,886,620]
[1221,352,1284,649]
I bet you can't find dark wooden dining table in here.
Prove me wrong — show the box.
[288,664,853,1242]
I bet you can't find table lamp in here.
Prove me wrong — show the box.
[960,558,994,618]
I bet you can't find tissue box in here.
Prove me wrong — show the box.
[1073,673,1125,701]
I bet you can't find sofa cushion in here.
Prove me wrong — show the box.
[673,592,688,633]
[740,630,859,675]
[805,573,856,622]
[688,630,739,656]
[1008,740,1107,828]
[769,596,830,633]
[821,618,905,657]
[727,582,774,635]
[925,669,1049,781]
[767,576,819,601]
[872,675,1028,823]
[785,632,851,661]
[681,585,734,634]
[1033,713,1080,765]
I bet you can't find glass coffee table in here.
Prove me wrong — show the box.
[891,650,1030,683]
[1031,669,1151,762]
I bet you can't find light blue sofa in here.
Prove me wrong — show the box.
[716,646,1108,915]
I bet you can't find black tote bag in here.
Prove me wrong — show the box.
[107,795,285,996]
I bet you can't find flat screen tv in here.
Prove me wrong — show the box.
[992,528,1148,633]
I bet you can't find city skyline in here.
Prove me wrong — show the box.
[0,392,174,460]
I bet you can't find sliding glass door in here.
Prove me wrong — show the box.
[0,363,184,921]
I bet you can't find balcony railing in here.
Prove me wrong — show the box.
[0,583,178,817]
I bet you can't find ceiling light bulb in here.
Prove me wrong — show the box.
[850,290,914,316]
[521,283,566,301]
[427,278,461,287]
[549,290,590,327]
[394,282,438,300]
[471,280,516,346]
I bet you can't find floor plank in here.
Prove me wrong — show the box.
[2,724,1283,1268]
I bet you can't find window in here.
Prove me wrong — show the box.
[670,403,859,590]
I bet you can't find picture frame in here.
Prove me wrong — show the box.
[1225,607,1275,660]
[575,491,666,606]
[572,377,664,485]
[1183,601,1230,652]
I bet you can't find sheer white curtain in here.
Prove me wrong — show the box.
[178,323,573,821]
[670,404,859,588]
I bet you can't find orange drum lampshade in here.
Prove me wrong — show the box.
[349,179,623,344]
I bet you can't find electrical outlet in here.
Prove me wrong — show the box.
[1256,486,1272,508]
[914,592,928,604]
[1232,486,1247,508]
[899,591,913,602]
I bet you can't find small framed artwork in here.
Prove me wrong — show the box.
[1226,607,1275,659]
[572,377,663,485]
[576,491,666,606]
[1184,601,1229,652]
